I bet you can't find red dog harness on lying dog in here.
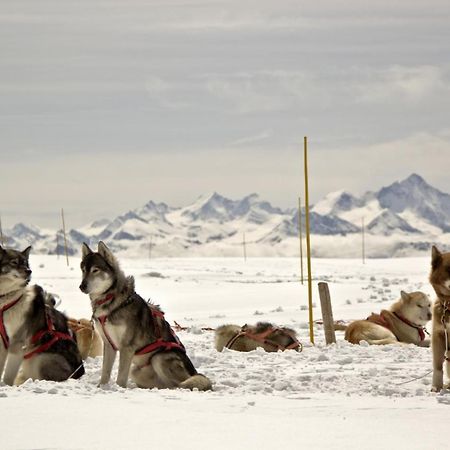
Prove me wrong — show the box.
[95,295,185,356]
[225,325,302,352]
[0,295,23,349]
[366,311,427,342]
[24,307,75,360]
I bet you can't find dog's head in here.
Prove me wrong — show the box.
[79,241,118,295]
[430,246,450,297]
[0,245,32,295]
[397,290,432,325]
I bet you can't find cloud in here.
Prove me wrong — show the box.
[355,65,450,104]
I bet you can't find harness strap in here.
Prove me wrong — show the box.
[135,339,185,355]
[24,307,74,360]
[225,326,302,352]
[97,315,119,351]
[0,296,23,349]
[392,312,427,342]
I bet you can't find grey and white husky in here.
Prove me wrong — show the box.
[0,245,84,385]
[79,241,212,390]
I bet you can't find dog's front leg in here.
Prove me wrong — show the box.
[3,352,23,386]
[99,342,117,386]
[116,348,134,388]
[0,348,7,381]
[431,331,446,392]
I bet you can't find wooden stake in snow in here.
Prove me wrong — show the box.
[0,215,4,246]
[318,282,336,345]
[304,136,314,345]
[362,217,366,264]
[298,196,304,284]
[61,208,69,266]
[243,232,247,262]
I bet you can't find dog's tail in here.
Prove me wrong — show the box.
[333,321,348,331]
[179,374,212,391]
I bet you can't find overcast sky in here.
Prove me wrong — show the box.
[1,0,450,228]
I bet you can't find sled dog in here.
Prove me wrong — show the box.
[215,322,301,352]
[430,246,450,391]
[67,318,103,360]
[0,245,84,385]
[79,241,212,390]
[344,291,431,346]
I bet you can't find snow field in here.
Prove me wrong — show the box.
[1,256,449,449]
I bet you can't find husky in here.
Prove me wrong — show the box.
[79,241,212,390]
[215,322,301,352]
[344,291,431,346]
[429,246,450,391]
[0,245,84,385]
[67,318,103,360]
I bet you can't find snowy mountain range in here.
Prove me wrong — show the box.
[2,174,450,258]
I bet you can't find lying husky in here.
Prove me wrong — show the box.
[67,318,103,360]
[79,241,212,390]
[430,246,450,391]
[344,290,431,346]
[215,322,301,352]
[0,245,84,385]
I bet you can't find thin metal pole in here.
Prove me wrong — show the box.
[56,232,60,259]
[298,197,304,284]
[304,137,314,345]
[362,217,365,264]
[243,232,247,262]
[61,208,69,266]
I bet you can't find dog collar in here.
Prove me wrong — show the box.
[94,293,115,307]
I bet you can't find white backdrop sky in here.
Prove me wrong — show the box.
[1,0,449,227]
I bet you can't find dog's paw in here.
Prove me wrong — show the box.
[431,385,443,393]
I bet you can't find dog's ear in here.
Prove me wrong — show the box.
[431,245,442,269]
[81,242,93,259]
[22,246,32,260]
[400,291,410,302]
[97,241,115,267]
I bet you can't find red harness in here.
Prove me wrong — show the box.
[0,296,23,349]
[366,311,427,342]
[225,325,302,352]
[95,295,185,356]
[392,312,427,342]
[24,307,75,360]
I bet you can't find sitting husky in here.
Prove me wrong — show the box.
[215,322,301,352]
[79,241,212,390]
[0,245,84,385]
[344,290,431,346]
[429,246,450,391]
[67,318,103,360]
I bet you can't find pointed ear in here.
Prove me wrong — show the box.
[400,291,410,302]
[97,241,115,266]
[22,246,32,259]
[432,245,442,269]
[81,242,93,259]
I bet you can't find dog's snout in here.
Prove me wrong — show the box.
[25,269,32,276]
[428,313,432,320]
[79,282,87,293]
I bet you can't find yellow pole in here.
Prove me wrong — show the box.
[298,197,304,284]
[304,137,314,344]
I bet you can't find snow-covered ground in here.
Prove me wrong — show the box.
[1,255,449,449]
